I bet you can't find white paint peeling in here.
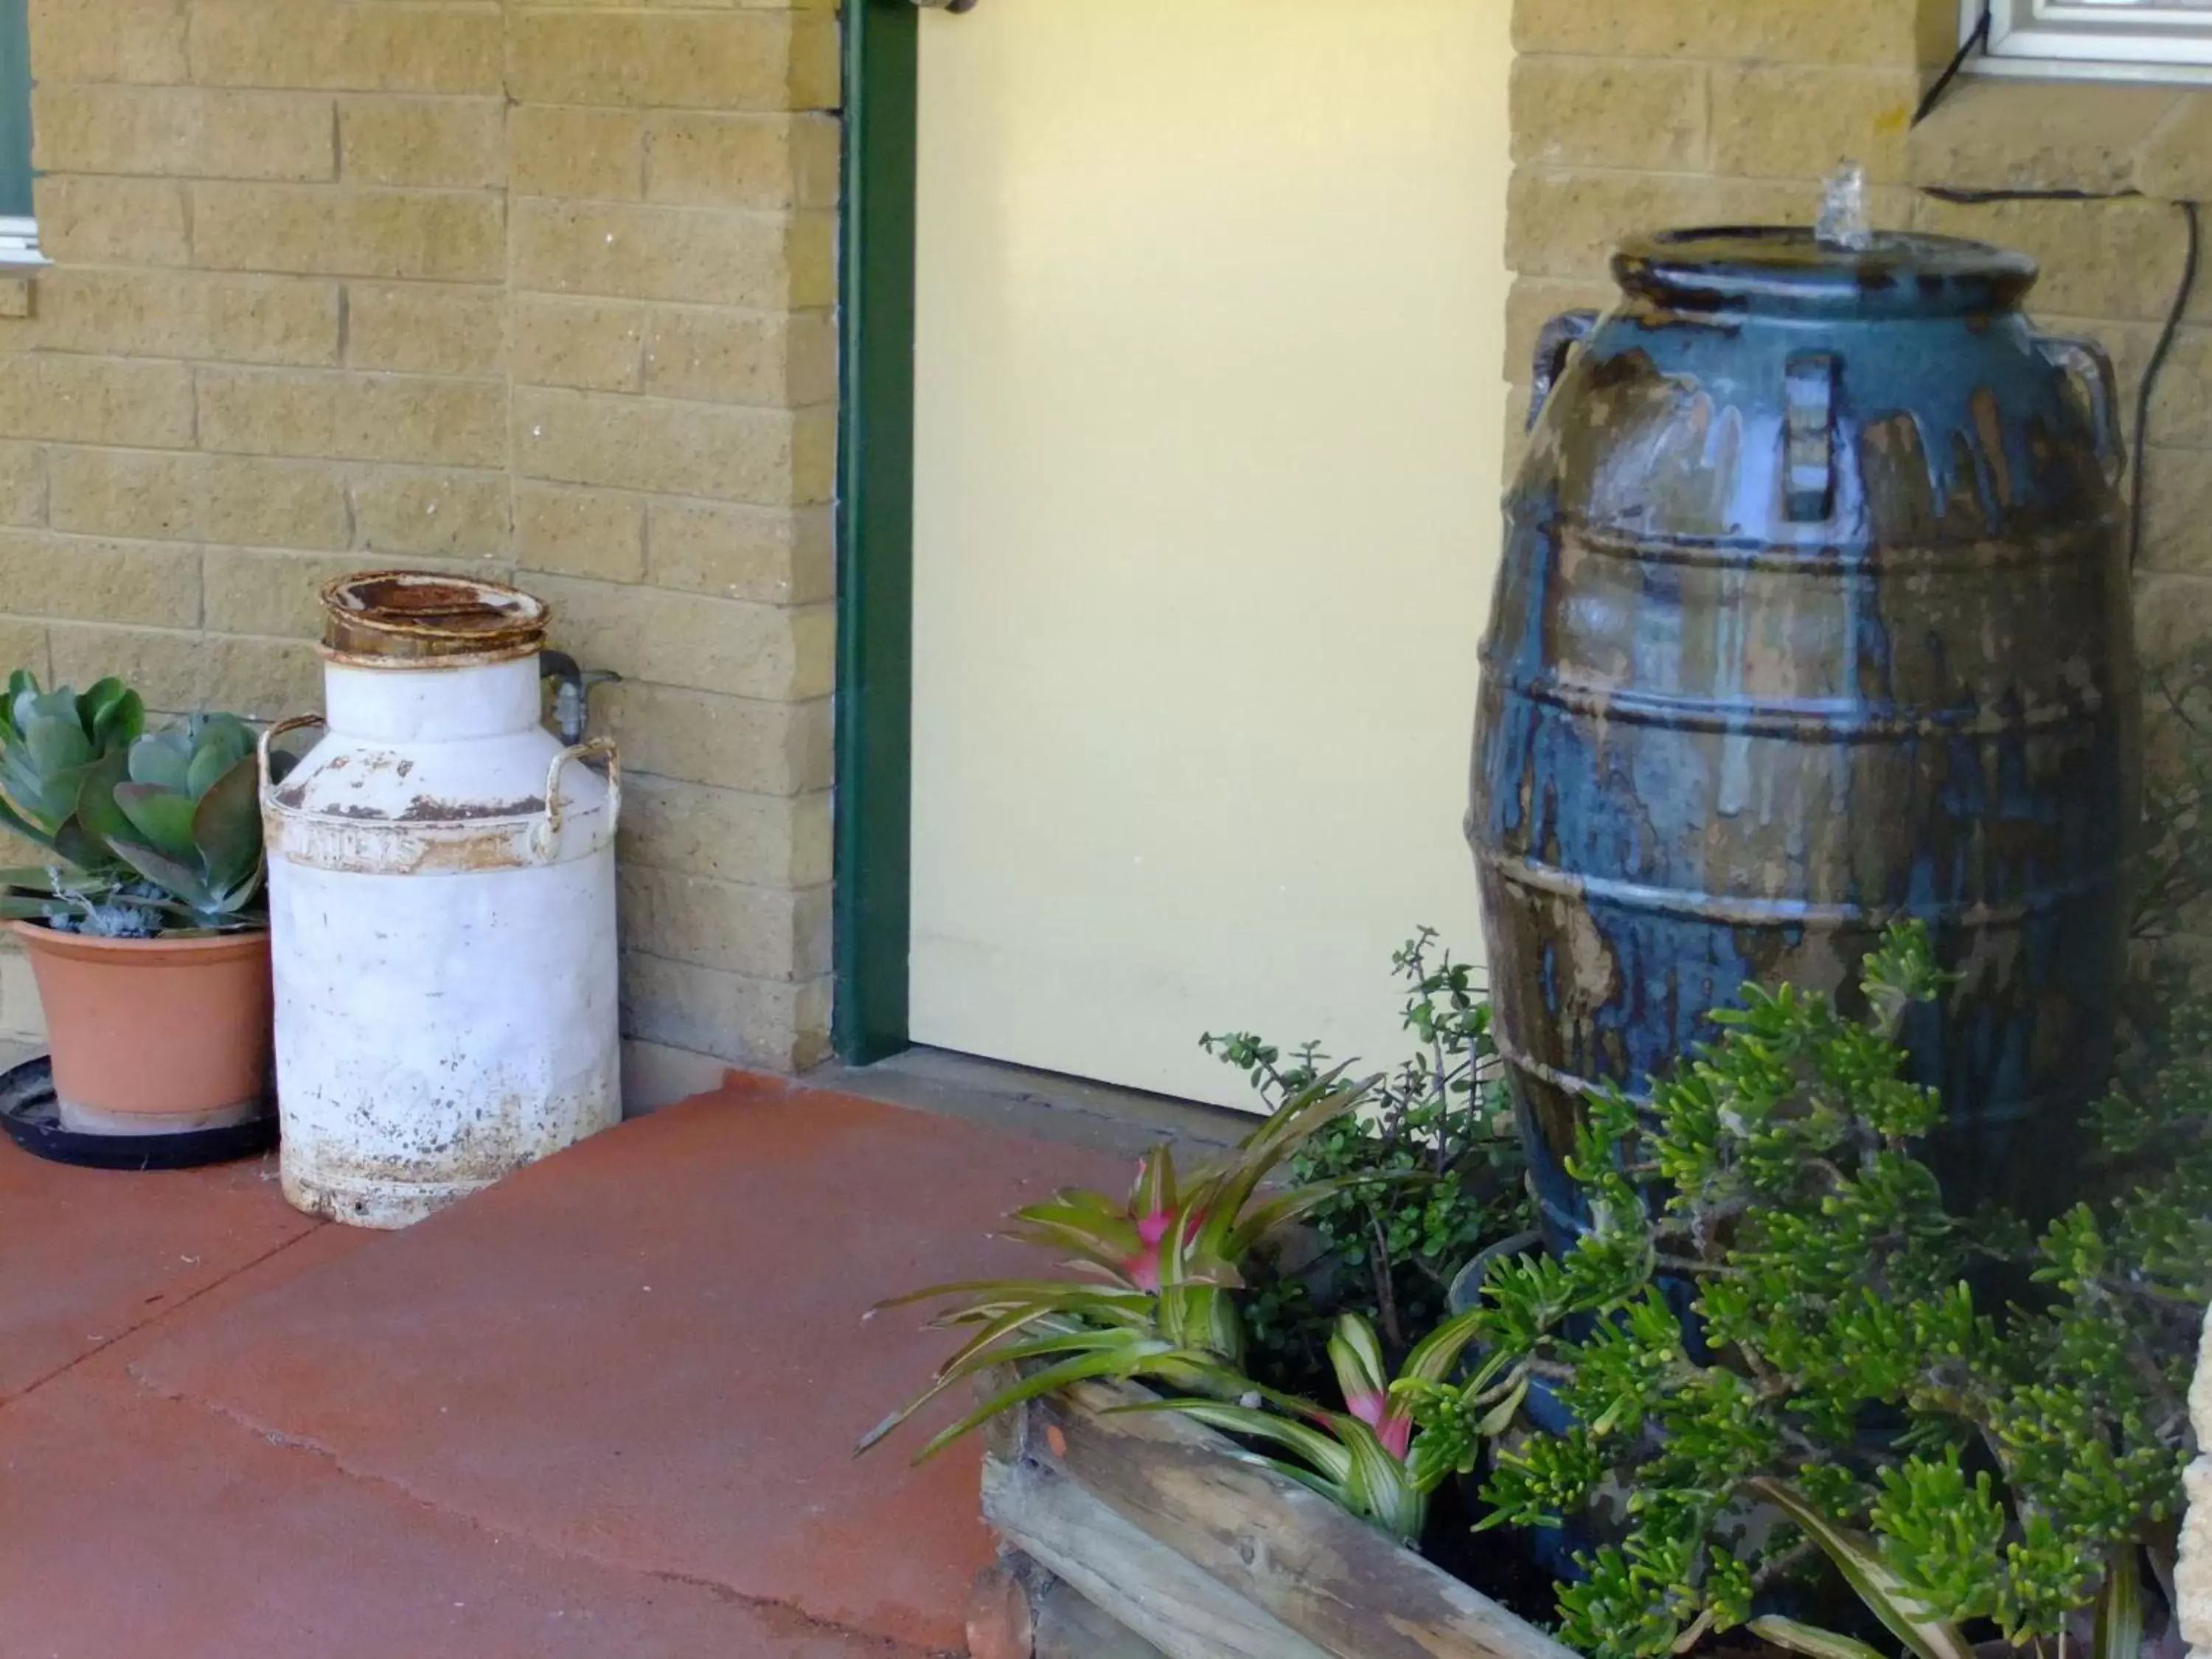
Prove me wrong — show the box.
[262,655,623,1230]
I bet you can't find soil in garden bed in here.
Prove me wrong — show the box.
[1420,1480,1559,1628]
[1419,1483,1840,1659]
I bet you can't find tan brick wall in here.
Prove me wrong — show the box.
[0,0,840,1077]
[1505,0,2212,658]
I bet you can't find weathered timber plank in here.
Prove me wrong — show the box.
[1023,1378,1577,1659]
[1034,1573,1172,1659]
[981,1454,1335,1659]
[968,1558,1045,1659]
[971,1552,1172,1659]
[970,1554,1172,1659]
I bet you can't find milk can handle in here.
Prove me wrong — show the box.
[535,738,622,860]
[2034,334,2125,487]
[1528,310,1599,431]
[256,714,327,804]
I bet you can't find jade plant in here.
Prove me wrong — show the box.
[0,673,270,938]
[858,1072,1392,1463]
[1378,922,2204,1659]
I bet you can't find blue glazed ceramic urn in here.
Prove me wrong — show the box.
[1470,225,2139,1245]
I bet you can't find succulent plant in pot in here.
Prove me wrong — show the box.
[0,675,278,1138]
[80,713,268,932]
[0,672,143,868]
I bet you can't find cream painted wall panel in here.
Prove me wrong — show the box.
[911,0,1513,1109]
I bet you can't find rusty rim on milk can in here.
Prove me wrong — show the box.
[320,571,550,667]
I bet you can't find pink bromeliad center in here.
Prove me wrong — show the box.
[1346,1393,1413,1461]
[1122,1248,1163,1292]
[1122,1208,1206,1293]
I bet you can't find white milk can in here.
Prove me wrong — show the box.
[260,572,622,1228]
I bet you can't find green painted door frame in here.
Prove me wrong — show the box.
[832,0,919,1063]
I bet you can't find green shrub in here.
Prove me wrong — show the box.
[1203,928,1529,1394]
[1394,924,2205,1659]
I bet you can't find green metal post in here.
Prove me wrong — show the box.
[832,0,919,1062]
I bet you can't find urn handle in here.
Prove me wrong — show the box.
[1528,310,1599,431]
[1784,351,1840,524]
[2034,333,2126,490]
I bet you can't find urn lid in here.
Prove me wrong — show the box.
[1613,225,2039,319]
[321,571,550,666]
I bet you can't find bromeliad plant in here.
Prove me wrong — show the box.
[1391,922,2206,1659]
[858,1072,1394,1463]
[0,675,271,938]
[1116,1309,1498,1547]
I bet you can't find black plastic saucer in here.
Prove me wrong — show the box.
[0,1055,277,1170]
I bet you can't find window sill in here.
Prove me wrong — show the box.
[1907,76,2212,201]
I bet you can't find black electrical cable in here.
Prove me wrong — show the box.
[1924,185,2135,204]
[1918,192,2199,569]
[1913,1,1993,127]
[2130,201,2200,571]
[1846,0,2195,568]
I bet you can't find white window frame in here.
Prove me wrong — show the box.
[1969,0,2212,84]
[0,215,41,265]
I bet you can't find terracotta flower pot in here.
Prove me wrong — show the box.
[11,920,274,1136]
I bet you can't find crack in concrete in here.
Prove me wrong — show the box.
[2,1221,330,1411]
[125,1369,955,1659]
[644,1566,959,1659]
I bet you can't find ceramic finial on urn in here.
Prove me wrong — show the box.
[1815,161,1871,251]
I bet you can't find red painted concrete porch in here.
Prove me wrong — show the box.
[0,1073,1164,1658]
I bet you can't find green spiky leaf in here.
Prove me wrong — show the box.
[907,1340,1207,1464]
[1753,1480,1978,1659]
[2094,1548,2144,1659]
[1110,1399,1356,1486]
[1749,1616,1891,1659]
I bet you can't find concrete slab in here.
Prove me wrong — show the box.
[128,1074,1130,1654]
[824,1046,1251,1161]
[0,1363,928,1659]
[0,1141,316,1402]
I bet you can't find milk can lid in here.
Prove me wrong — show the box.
[321,571,550,665]
[1613,226,2039,319]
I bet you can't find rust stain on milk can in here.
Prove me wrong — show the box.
[262,571,622,1229]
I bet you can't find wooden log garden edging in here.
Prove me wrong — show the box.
[967,1554,1172,1659]
[973,1371,1580,1659]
